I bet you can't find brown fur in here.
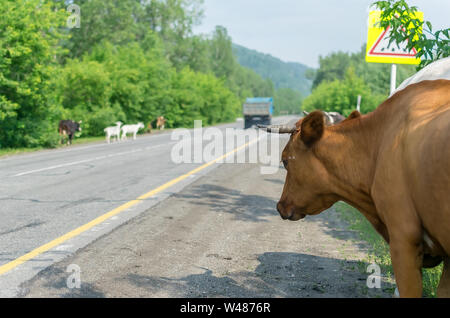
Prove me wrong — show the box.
[278,80,450,297]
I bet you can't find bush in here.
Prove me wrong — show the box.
[303,68,386,116]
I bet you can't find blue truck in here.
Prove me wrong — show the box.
[242,97,273,129]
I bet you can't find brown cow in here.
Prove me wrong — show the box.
[270,80,450,297]
[59,120,82,145]
[156,116,166,130]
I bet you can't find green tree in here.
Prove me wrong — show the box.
[1,0,275,149]
[312,52,352,89]
[274,88,303,115]
[312,46,416,95]
[372,0,449,69]
[303,68,386,116]
[144,0,204,69]
[0,0,68,148]
[209,26,236,79]
[166,67,240,128]
[65,0,144,59]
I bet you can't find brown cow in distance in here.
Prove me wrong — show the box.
[156,116,166,130]
[59,120,82,145]
[265,80,450,297]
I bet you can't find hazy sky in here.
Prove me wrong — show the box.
[193,0,450,68]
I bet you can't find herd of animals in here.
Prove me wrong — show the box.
[55,56,450,298]
[58,116,166,145]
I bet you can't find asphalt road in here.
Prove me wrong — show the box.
[0,116,297,297]
[20,130,394,298]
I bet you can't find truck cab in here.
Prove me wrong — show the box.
[243,97,273,129]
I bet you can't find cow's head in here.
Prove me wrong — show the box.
[75,120,82,132]
[276,111,340,221]
[259,111,361,221]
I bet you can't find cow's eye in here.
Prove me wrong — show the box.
[282,159,288,170]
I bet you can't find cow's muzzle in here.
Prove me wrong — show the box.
[277,202,305,221]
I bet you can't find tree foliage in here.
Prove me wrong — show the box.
[313,45,416,95]
[372,0,449,69]
[274,88,303,115]
[304,45,416,116]
[0,0,275,149]
[303,68,386,116]
[0,0,68,148]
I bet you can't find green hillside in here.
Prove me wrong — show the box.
[232,43,313,96]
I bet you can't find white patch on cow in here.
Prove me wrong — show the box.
[326,113,335,124]
[391,56,450,97]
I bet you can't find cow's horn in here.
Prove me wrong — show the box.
[257,124,296,134]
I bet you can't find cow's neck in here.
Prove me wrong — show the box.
[316,111,387,218]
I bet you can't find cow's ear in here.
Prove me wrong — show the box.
[347,111,361,120]
[300,111,325,147]
[341,111,361,124]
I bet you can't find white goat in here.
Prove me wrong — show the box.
[121,122,144,141]
[104,121,122,144]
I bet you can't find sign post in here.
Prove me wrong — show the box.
[365,11,423,93]
[390,64,397,95]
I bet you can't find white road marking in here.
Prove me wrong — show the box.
[13,143,174,177]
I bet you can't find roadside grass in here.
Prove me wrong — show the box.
[0,136,105,159]
[71,135,106,145]
[0,147,44,158]
[336,201,442,298]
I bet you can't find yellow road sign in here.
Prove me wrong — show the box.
[366,10,423,65]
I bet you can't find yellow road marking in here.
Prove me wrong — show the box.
[0,139,258,276]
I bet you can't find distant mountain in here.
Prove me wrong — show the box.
[232,43,313,96]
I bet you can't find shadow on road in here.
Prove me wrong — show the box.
[21,266,106,298]
[121,252,394,298]
[22,252,395,298]
[172,184,278,223]
[310,206,373,256]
